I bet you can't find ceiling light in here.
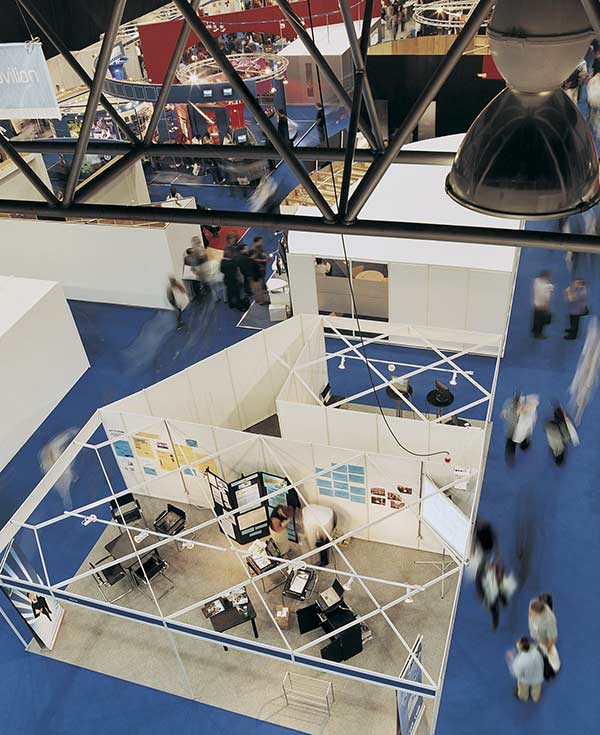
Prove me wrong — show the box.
[446,0,600,220]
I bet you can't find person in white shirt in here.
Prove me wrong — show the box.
[509,637,545,703]
[532,271,554,338]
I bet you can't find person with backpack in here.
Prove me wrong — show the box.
[529,595,560,674]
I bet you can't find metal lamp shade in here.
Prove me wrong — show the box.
[446,87,600,220]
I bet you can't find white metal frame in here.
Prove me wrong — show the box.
[0,314,503,722]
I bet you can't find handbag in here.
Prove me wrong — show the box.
[538,646,556,680]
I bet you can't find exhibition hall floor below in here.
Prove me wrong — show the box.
[31,495,455,735]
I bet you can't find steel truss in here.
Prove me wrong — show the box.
[2,0,600,254]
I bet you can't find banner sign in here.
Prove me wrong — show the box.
[397,636,425,735]
[0,42,61,119]
[0,541,64,649]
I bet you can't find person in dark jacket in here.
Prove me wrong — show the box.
[237,243,255,301]
[220,245,243,309]
[315,103,326,144]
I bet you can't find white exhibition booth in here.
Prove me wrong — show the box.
[279,20,380,104]
[0,313,502,733]
[0,195,200,308]
[0,276,89,471]
[286,135,520,352]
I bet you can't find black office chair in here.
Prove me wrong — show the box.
[155,504,195,551]
[110,493,146,526]
[132,552,174,599]
[426,380,455,418]
[89,555,134,603]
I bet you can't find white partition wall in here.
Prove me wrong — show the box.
[286,135,520,352]
[0,154,53,202]
[0,277,89,470]
[0,197,200,309]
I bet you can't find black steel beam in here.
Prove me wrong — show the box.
[143,0,201,145]
[62,0,128,207]
[17,0,138,146]
[0,134,59,206]
[273,0,378,150]
[339,68,366,215]
[9,140,456,165]
[173,0,336,221]
[338,0,384,150]
[345,0,496,222]
[1,198,599,254]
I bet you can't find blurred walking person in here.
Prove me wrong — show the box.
[544,403,579,465]
[508,637,545,703]
[529,595,560,675]
[502,393,539,464]
[564,279,588,340]
[475,557,516,630]
[532,271,554,338]
[166,276,190,330]
[39,428,79,510]
[569,315,600,422]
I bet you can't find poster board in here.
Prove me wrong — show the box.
[397,636,425,735]
[421,475,469,557]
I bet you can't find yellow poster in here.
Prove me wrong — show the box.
[156,450,178,471]
[132,434,157,459]
[175,444,217,475]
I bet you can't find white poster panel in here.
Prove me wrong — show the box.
[144,371,198,423]
[264,316,305,395]
[327,408,379,452]
[186,352,241,429]
[261,436,316,504]
[312,444,368,540]
[376,415,429,457]
[165,419,219,507]
[102,412,144,488]
[120,414,186,503]
[277,401,329,446]
[428,422,485,492]
[211,428,262,483]
[365,453,420,549]
[0,43,60,118]
[421,475,469,558]
[226,332,274,429]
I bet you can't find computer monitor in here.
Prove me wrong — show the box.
[223,87,233,97]
[202,88,213,98]
[236,132,247,143]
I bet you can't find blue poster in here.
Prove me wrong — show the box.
[397,636,425,735]
[0,43,60,119]
[0,541,64,649]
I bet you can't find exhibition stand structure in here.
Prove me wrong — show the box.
[0,313,501,734]
[0,195,201,309]
[286,135,521,352]
[0,276,89,471]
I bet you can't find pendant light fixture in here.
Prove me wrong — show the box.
[446,0,600,219]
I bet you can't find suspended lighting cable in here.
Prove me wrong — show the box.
[305,0,450,461]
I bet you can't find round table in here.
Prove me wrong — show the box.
[267,278,288,293]
[355,270,386,282]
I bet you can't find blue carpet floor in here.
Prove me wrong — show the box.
[437,230,600,734]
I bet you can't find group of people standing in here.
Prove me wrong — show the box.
[381,0,410,40]
[532,271,588,340]
[220,233,272,310]
[508,595,559,703]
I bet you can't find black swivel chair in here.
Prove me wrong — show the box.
[426,380,455,418]
[110,493,145,526]
[131,552,174,599]
[89,556,134,603]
